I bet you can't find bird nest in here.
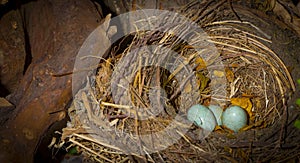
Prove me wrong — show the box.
[52,1,298,162]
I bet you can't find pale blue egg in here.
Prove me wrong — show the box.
[187,104,217,131]
[222,105,248,132]
[208,105,223,126]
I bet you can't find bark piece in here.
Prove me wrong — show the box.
[0,9,25,93]
[0,0,102,162]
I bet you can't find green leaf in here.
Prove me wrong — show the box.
[294,119,300,129]
[296,99,300,107]
[297,79,300,85]
[68,147,78,155]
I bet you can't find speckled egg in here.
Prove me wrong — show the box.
[222,105,248,132]
[187,104,217,131]
[208,105,223,126]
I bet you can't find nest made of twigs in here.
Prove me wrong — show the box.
[53,1,299,162]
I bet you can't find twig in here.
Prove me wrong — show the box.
[228,0,242,22]
[69,138,113,163]
[204,20,271,39]
[176,131,206,153]
[72,133,122,152]
[208,27,272,43]
[262,69,269,109]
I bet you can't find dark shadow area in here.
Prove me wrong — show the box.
[0,0,36,19]
[0,83,10,97]
[34,115,69,163]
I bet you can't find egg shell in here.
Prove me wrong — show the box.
[222,105,248,132]
[187,104,217,131]
[208,105,223,126]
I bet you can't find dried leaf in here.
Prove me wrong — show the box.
[224,146,233,154]
[230,63,239,68]
[195,57,206,71]
[241,93,254,98]
[184,82,192,93]
[214,125,223,131]
[225,68,234,83]
[196,72,209,92]
[213,70,225,78]
[241,120,264,131]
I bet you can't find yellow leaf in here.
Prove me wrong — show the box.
[214,125,223,131]
[225,68,234,83]
[195,57,206,71]
[224,146,233,154]
[241,120,264,131]
[230,97,253,120]
[241,93,254,98]
[230,63,239,68]
[196,72,209,92]
[213,70,225,78]
[184,82,192,93]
